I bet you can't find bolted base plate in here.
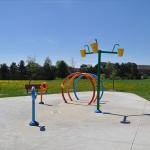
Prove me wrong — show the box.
[95,109,102,113]
[29,121,39,126]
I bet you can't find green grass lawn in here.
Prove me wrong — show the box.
[0,79,149,100]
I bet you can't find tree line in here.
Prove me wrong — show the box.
[0,57,141,80]
[80,62,141,79]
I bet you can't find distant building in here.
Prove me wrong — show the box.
[137,65,150,75]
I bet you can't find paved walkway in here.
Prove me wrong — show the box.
[0,92,149,150]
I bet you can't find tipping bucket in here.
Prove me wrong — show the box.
[118,48,124,57]
[90,42,98,53]
[80,49,86,58]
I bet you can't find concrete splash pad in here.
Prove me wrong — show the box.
[0,91,149,150]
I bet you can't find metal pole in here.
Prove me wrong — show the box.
[113,79,115,90]
[32,89,35,122]
[39,92,44,104]
[29,86,39,126]
[95,50,102,113]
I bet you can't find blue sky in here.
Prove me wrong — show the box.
[0,0,149,67]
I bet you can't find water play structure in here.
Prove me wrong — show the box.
[61,39,124,113]
[80,39,124,113]
[28,39,124,127]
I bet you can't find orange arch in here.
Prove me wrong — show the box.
[61,72,97,105]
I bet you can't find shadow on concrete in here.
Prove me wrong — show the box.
[103,112,150,117]
[65,101,107,106]
[103,112,150,124]
[41,103,53,107]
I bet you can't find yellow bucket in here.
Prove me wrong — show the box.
[80,49,86,58]
[118,48,124,57]
[90,42,98,53]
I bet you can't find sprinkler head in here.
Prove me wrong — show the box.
[40,126,46,131]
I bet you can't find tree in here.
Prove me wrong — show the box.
[70,57,76,73]
[43,57,56,80]
[26,61,41,80]
[56,60,69,78]
[104,61,113,78]
[18,60,26,79]
[0,63,9,79]
[80,64,88,72]
[129,63,140,79]
[10,62,19,79]
[50,65,56,80]
[113,63,121,78]
[112,62,140,79]
[80,64,93,73]
[44,57,52,66]
[110,65,118,90]
[92,62,106,75]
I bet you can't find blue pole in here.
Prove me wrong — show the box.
[29,86,39,126]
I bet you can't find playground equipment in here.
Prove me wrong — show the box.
[25,81,48,104]
[29,86,39,126]
[80,39,124,113]
[61,72,104,105]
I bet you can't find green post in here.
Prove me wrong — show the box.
[95,50,102,113]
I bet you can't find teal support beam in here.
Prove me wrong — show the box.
[101,51,117,54]
[95,50,102,113]
[86,50,117,55]
[86,50,118,113]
